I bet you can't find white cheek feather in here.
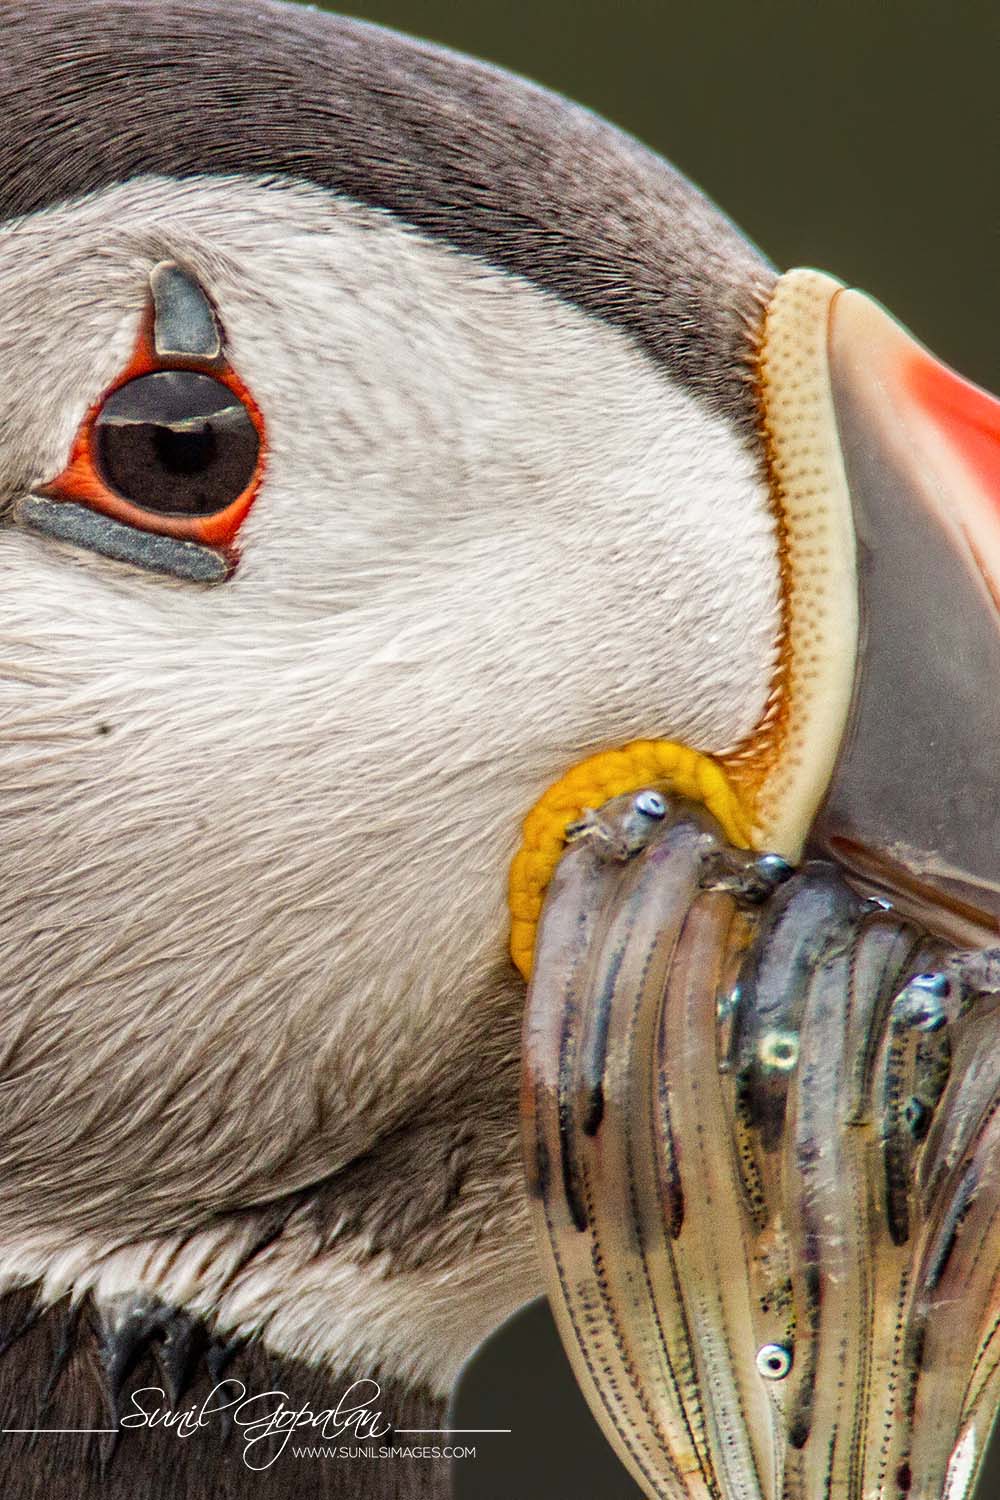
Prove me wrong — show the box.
[0,174,778,1384]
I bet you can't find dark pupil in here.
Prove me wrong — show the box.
[94,370,259,517]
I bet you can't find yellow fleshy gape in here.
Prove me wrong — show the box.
[508,739,753,979]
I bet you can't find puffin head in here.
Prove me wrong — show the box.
[0,0,998,1464]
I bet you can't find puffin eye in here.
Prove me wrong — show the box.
[22,262,267,581]
[94,370,260,517]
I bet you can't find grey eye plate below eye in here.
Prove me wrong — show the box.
[15,496,231,583]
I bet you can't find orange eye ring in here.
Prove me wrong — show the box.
[40,299,267,554]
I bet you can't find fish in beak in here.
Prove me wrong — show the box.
[521,272,1000,1500]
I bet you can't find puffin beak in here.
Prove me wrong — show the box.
[812,286,1000,945]
[737,268,1000,948]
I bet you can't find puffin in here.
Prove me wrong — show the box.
[1,1,999,1497]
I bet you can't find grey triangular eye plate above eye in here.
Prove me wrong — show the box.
[149,261,222,362]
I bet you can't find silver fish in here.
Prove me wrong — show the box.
[522,792,1000,1500]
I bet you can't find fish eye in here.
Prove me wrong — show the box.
[93,370,260,517]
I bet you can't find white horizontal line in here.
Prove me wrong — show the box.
[5,1424,512,1435]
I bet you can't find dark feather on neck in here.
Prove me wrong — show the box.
[0,1286,451,1498]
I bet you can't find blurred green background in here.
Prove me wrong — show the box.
[309,0,998,390]
[297,2,998,1495]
